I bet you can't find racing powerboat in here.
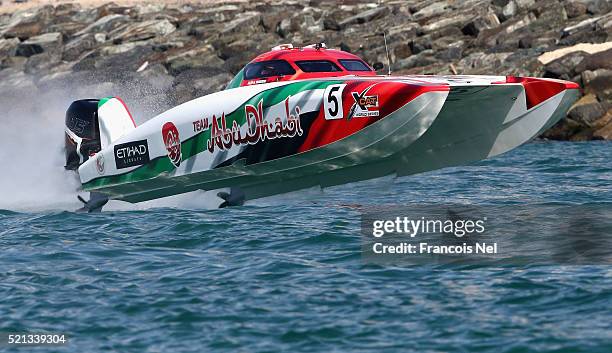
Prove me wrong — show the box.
[64,43,580,211]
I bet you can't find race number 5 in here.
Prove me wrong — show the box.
[324,84,346,120]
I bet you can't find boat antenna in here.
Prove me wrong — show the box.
[383,31,391,75]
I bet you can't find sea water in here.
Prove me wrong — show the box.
[0,141,610,352]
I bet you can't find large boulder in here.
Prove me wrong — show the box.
[395,50,436,70]
[538,42,612,65]
[0,38,20,57]
[422,13,472,34]
[559,14,610,45]
[413,2,450,20]
[192,72,233,96]
[564,1,587,18]
[72,41,155,71]
[543,51,589,79]
[221,11,261,35]
[73,14,130,36]
[15,32,63,58]
[1,6,54,39]
[593,111,612,140]
[543,44,612,79]
[587,0,611,15]
[63,33,102,61]
[164,45,225,75]
[582,69,612,101]
[540,117,584,140]
[338,6,390,29]
[575,48,612,72]
[567,94,606,126]
[110,19,176,43]
[462,11,501,36]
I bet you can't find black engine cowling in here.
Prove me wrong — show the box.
[64,99,101,170]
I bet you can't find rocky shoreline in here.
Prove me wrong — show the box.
[0,0,610,139]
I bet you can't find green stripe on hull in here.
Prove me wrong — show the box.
[98,97,112,108]
[83,80,342,191]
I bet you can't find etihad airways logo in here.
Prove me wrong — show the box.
[114,139,150,169]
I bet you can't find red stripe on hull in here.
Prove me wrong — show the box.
[496,76,580,109]
[298,81,448,152]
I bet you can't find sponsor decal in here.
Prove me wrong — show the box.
[114,139,150,169]
[324,84,346,120]
[349,89,380,118]
[193,118,209,133]
[162,122,182,167]
[66,115,90,135]
[95,153,105,175]
[246,79,267,85]
[206,97,303,153]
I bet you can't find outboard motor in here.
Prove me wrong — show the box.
[64,96,137,212]
[64,97,136,171]
[64,99,101,170]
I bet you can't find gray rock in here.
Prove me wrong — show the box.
[387,23,420,42]
[544,51,588,79]
[0,55,26,71]
[587,0,611,15]
[502,1,518,19]
[593,112,612,140]
[575,48,612,73]
[413,2,448,20]
[462,12,501,36]
[222,12,261,35]
[63,33,98,61]
[518,36,533,48]
[110,19,176,43]
[72,42,155,72]
[16,32,62,57]
[323,16,341,31]
[100,41,151,56]
[582,69,612,101]
[95,33,107,43]
[259,9,287,33]
[395,50,436,70]
[73,14,129,36]
[436,40,465,60]
[540,117,583,140]
[568,94,606,126]
[338,7,390,28]
[165,46,225,75]
[422,13,473,34]
[457,51,512,72]
[193,72,233,96]
[137,63,174,91]
[564,1,587,18]
[514,0,536,10]
[24,52,59,74]
[504,12,537,33]
[0,38,19,57]
[561,15,602,37]
[1,5,53,39]
[277,18,293,38]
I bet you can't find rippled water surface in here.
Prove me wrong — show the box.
[1,141,611,352]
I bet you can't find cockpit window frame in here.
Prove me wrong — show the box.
[243,60,296,80]
[294,60,343,73]
[338,59,373,72]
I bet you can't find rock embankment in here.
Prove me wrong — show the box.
[0,0,610,139]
